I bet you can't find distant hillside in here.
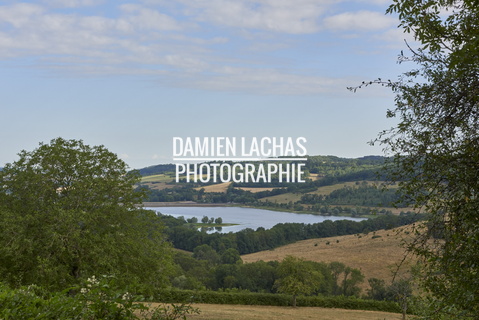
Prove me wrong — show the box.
[137,163,175,176]
[136,155,388,177]
[135,155,406,214]
[242,225,417,289]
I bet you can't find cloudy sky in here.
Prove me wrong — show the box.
[0,0,413,169]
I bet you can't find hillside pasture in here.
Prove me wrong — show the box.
[141,174,175,183]
[242,226,417,290]
[195,182,232,193]
[141,182,171,190]
[257,181,382,204]
[257,192,304,204]
[236,187,285,193]
[307,181,380,196]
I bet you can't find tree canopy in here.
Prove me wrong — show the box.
[0,138,172,291]
[274,256,322,307]
[359,0,479,317]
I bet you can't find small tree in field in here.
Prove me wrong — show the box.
[274,256,322,307]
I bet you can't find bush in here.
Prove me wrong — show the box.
[0,277,199,320]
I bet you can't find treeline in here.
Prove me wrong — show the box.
[137,163,176,176]
[169,250,413,308]
[157,211,421,255]
[172,251,365,297]
[306,155,385,176]
[301,184,405,208]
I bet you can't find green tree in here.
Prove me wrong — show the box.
[236,261,277,293]
[350,0,479,317]
[0,138,144,213]
[388,279,413,320]
[0,138,172,291]
[274,256,322,307]
[367,278,388,301]
[220,248,242,265]
[192,244,220,266]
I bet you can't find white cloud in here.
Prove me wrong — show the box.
[0,1,401,96]
[178,0,332,34]
[119,4,182,31]
[0,3,44,28]
[172,65,351,95]
[374,27,417,50]
[324,10,395,31]
[0,2,186,60]
[43,0,101,8]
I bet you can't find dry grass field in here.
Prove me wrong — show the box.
[257,181,381,204]
[307,181,379,196]
[141,174,175,183]
[308,173,322,181]
[141,182,170,190]
[194,183,285,194]
[146,303,404,320]
[242,226,417,290]
[257,192,304,204]
[236,187,285,193]
[195,182,232,193]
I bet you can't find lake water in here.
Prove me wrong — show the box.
[145,206,366,233]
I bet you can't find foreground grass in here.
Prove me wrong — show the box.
[161,303,405,320]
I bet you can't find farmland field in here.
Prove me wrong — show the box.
[146,303,405,320]
[242,226,416,290]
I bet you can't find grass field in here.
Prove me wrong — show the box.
[257,181,407,214]
[146,303,404,320]
[258,181,385,204]
[242,226,416,291]
[257,192,304,203]
[194,182,232,193]
[308,181,380,196]
[141,182,171,190]
[236,187,285,193]
[141,174,175,183]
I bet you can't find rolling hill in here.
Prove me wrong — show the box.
[242,225,417,290]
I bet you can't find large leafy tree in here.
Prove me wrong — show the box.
[351,0,479,317]
[274,256,322,307]
[0,138,172,291]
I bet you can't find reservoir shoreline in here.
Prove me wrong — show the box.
[143,201,232,207]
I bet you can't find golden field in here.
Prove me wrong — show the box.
[146,303,405,320]
[242,226,417,290]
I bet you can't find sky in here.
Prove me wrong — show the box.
[0,0,415,169]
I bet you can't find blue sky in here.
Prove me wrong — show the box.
[0,0,414,169]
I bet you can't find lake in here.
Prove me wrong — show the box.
[145,206,366,233]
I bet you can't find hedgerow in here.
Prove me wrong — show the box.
[155,288,401,313]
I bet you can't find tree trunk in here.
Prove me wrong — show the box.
[292,294,297,308]
[402,299,407,320]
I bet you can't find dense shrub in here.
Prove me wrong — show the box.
[0,277,199,320]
